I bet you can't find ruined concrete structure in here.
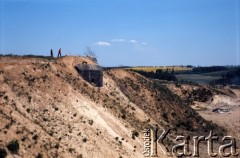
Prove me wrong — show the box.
[75,63,103,87]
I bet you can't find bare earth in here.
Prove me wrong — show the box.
[0,56,239,158]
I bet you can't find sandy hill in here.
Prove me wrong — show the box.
[0,56,239,158]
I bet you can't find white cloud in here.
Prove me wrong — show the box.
[95,41,111,46]
[111,39,126,42]
[129,40,138,43]
[93,39,148,47]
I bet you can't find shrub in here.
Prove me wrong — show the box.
[88,120,93,125]
[121,114,126,119]
[32,134,38,141]
[26,108,30,113]
[82,138,87,143]
[5,124,10,129]
[28,96,32,103]
[49,131,54,136]
[0,148,7,158]
[162,112,168,120]
[3,96,8,101]
[36,153,43,158]
[77,154,83,158]
[131,130,139,140]
[7,139,19,154]
[54,143,59,149]
[68,148,74,153]
[120,108,127,119]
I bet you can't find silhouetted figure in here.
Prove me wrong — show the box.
[50,49,53,57]
[58,48,62,58]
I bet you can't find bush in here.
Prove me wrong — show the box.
[88,120,93,125]
[28,96,32,103]
[162,112,168,120]
[7,139,19,154]
[82,138,87,143]
[36,153,43,158]
[120,108,127,119]
[3,96,8,101]
[0,148,7,158]
[26,108,30,113]
[32,134,38,141]
[77,154,83,158]
[131,130,139,140]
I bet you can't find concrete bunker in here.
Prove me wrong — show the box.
[75,62,103,87]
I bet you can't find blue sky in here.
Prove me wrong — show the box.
[0,0,239,66]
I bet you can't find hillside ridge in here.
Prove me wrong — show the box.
[0,56,238,158]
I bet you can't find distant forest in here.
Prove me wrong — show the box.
[211,68,240,85]
[192,66,228,73]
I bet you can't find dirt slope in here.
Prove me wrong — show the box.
[0,56,237,158]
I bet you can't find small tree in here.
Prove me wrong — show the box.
[85,46,98,64]
[171,68,174,74]
[166,68,169,73]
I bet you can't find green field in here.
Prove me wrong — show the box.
[176,74,221,84]
[126,66,192,72]
[200,70,229,77]
[176,70,229,84]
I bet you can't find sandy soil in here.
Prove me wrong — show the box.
[0,56,239,158]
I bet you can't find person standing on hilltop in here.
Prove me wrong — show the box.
[58,48,62,58]
[50,49,53,58]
